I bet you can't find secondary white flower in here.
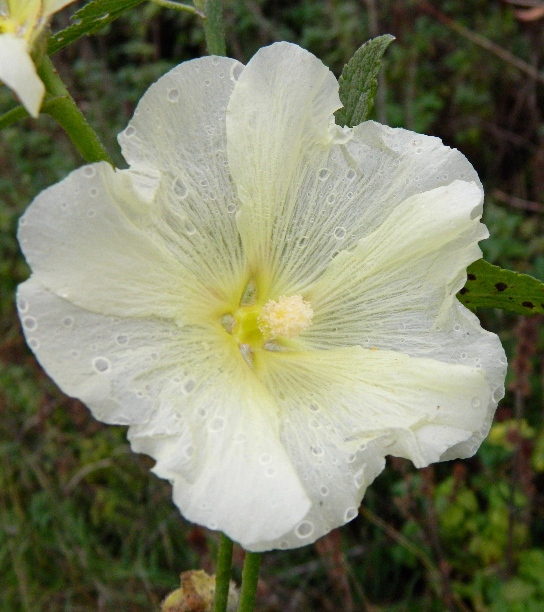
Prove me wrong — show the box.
[17,42,507,552]
[0,0,75,116]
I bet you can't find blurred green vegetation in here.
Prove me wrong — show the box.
[2,0,544,610]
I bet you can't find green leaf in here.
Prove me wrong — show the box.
[458,259,544,315]
[48,0,146,55]
[335,34,395,128]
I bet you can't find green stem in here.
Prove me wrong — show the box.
[213,533,234,612]
[195,0,226,56]
[151,0,204,17]
[237,551,261,612]
[37,56,113,165]
[0,105,29,130]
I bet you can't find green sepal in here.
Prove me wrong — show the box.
[458,259,544,315]
[48,0,145,55]
[335,34,395,128]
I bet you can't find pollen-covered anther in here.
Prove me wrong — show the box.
[258,295,313,339]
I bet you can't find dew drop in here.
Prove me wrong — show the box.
[259,453,271,465]
[492,387,504,402]
[297,236,307,248]
[309,403,319,412]
[265,467,276,477]
[230,63,243,82]
[320,485,329,496]
[17,298,29,313]
[326,193,336,204]
[311,445,324,456]
[333,226,346,240]
[205,80,211,87]
[211,56,220,66]
[460,353,467,360]
[70,349,79,358]
[28,338,40,349]
[87,210,96,218]
[471,397,481,408]
[184,220,197,235]
[346,168,356,181]
[23,316,37,331]
[167,88,180,103]
[346,191,354,199]
[116,334,128,345]
[73,18,82,25]
[184,446,194,458]
[279,540,289,550]
[227,203,236,213]
[295,521,314,538]
[318,168,331,180]
[209,417,226,432]
[62,316,74,327]
[89,188,98,198]
[184,379,196,394]
[234,432,247,444]
[124,126,136,138]
[344,507,358,521]
[347,453,356,464]
[173,178,188,199]
[453,324,461,331]
[83,166,96,178]
[92,357,111,373]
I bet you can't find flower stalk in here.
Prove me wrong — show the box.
[37,56,113,165]
[238,551,261,612]
[213,533,234,612]
[195,0,226,56]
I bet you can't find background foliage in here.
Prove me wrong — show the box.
[1,0,544,610]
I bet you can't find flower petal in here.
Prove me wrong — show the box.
[18,278,310,549]
[226,42,343,297]
[305,180,486,348]
[302,179,506,458]
[18,162,224,322]
[118,56,248,306]
[0,33,44,117]
[250,344,492,549]
[43,0,76,16]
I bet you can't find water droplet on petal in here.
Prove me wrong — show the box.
[346,168,356,181]
[184,379,196,394]
[116,334,128,345]
[184,220,196,235]
[209,417,226,432]
[230,63,243,82]
[227,203,236,213]
[318,168,331,180]
[295,521,314,538]
[173,178,188,199]
[167,88,180,103]
[63,316,74,327]
[333,226,346,240]
[83,166,96,178]
[92,357,111,373]
[344,507,358,521]
[124,126,136,138]
[259,453,271,465]
[17,298,29,313]
[311,445,324,456]
[23,316,37,331]
[320,485,329,496]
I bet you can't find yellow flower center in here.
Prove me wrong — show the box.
[228,294,313,352]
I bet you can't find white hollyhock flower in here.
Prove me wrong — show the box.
[0,0,75,116]
[17,42,507,552]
